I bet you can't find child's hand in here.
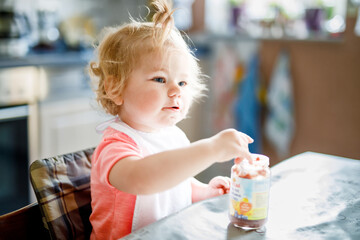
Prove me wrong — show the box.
[211,129,253,163]
[206,176,231,198]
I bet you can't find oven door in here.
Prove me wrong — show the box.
[0,105,29,215]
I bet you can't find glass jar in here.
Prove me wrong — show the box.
[229,154,271,229]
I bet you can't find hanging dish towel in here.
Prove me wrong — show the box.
[234,53,261,153]
[265,51,295,156]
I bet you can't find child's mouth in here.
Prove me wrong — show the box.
[163,106,180,111]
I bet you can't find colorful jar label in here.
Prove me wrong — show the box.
[229,176,270,221]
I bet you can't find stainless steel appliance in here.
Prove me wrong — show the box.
[0,67,38,214]
[0,105,29,214]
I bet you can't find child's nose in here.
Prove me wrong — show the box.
[168,83,181,98]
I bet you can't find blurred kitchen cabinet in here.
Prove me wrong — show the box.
[35,63,109,159]
[38,97,107,158]
[37,65,89,100]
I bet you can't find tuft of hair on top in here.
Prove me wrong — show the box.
[148,0,175,47]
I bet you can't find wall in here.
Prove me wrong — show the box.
[260,17,360,166]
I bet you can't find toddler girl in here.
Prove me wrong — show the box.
[88,0,253,239]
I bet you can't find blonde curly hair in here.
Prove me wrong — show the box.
[89,0,206,116]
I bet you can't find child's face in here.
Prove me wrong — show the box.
[118,49,193,132]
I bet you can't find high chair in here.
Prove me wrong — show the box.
[28,147,95,240]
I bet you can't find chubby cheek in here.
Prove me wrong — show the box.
[134,89,162,113]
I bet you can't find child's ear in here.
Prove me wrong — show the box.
[104,75,124,105]
[113,95,124,106]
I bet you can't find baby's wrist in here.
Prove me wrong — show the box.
[207,136,225,161]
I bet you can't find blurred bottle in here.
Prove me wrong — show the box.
[173,0,194,31]
[305,7,325,33]
[0,1,31,56]
[205,0,231,34]
[35,9,60,49]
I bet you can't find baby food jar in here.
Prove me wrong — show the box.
[229,154,270,229]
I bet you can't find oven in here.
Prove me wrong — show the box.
[0,105,30,214]
[0,67,39,215]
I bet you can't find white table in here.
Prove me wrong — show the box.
[121,152,360,240]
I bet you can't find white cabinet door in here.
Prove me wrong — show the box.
[39,97,109,158]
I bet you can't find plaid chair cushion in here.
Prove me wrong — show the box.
[30,148,95,240]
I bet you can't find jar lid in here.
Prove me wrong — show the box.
[234,154,270,179]
[251,154,269,167]
[238,153,269,167]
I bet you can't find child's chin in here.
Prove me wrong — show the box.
[163,117,184,126]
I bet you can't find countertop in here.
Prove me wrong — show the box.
[0,49,93,68]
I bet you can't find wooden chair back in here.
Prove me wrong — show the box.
[0,202,49,239]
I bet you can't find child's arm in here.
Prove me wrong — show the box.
[191,177,231,203]
[109,129,253,195]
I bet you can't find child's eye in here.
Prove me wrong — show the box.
[178,81,187,87]
[153,77,166,83]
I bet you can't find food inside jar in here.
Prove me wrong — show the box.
[229,215,267,229]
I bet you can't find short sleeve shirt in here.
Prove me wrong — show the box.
[90,121,192,240]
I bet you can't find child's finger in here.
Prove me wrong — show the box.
[242,133,254,143]
[245,153,253,164]
[209,176,230,189]
[236,151,254,164]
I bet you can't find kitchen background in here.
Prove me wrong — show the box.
[0,0,359,214]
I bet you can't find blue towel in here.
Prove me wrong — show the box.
[234,53,262,153]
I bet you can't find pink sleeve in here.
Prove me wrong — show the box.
[90,127,140,239]
[92,127,142,187]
